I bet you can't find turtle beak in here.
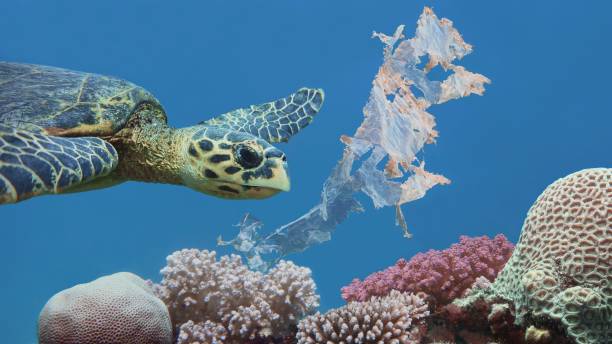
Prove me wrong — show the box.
[248,159,291,192]
[275,162,291,192]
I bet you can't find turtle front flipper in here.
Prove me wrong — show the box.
[202,87,324,143]
[0,124,118,204]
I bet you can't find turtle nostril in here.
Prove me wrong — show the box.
[282,155,287,162]
[265,149,285,160]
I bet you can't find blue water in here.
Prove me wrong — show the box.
[1,1,611,342]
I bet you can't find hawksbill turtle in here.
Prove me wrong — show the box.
[0,62,324,204]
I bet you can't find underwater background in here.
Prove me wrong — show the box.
[1,1,611,343]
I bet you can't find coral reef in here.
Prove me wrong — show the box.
[296,290,429,344]
[341,234,514,308]
[151,249,319,343]
[37,169,608,344]
[40,168,608,344]
[38,272,172,344]
[443,168,611,344]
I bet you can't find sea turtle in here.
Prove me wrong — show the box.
[0,62,324,204]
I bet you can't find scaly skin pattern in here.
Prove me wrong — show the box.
[203,87,324,143]
[0,124,117,203]
[0,62,161,137]
[0,62,324,203]
[183,125,289,199]
[110,121,289,199]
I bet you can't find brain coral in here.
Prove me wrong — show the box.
[491,168,611,344]
[341,234,514,308]
[296,290,429,344]
[38,272,172,344]
[152,249,319,343]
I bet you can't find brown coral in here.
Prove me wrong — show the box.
[296,290,429,344]
[38,272,172,344]
[490,168,611,344]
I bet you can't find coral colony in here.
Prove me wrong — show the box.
[36,8,610,344]
[217,7,490,271]
[297,291,430,344]
[455,168,611,344]
[38,272,172,344]
[340,235,515,307]
[151,250,319,343]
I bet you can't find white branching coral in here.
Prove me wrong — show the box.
[219,7,490,271]
[176,320,227,344]
[151,249,319,343]
[296,291,430,344]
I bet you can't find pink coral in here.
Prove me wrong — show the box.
[341,235,514,307]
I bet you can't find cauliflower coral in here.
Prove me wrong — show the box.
[151,249,320,343]
[296,290,429,344]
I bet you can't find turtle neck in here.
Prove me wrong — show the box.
[109,122,190,185]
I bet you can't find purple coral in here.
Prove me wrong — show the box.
[341,235,514,307]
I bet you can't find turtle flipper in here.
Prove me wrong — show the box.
[202,87,324,143]
[0,124,118,204]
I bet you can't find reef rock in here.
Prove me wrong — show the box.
[38,272,172,344]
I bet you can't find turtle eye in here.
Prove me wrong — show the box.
[235,144,262,169]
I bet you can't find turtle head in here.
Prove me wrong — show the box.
[181,127,289,199]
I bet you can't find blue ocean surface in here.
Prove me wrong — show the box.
[1,1,610,343]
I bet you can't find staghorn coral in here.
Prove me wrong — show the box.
[175,320,227,344]
[38,272,172,344]
[152,249,319,343]
[296,290,429,344]
[341,235,514,308]
[488,168,611,344]
[176,320,296,344]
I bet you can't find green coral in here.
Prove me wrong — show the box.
[485,168,611,344]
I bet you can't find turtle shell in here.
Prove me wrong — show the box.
[0,62,166,137]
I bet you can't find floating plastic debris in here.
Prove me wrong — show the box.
[219,7,490,270]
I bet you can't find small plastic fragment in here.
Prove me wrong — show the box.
[218,7,490,270]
